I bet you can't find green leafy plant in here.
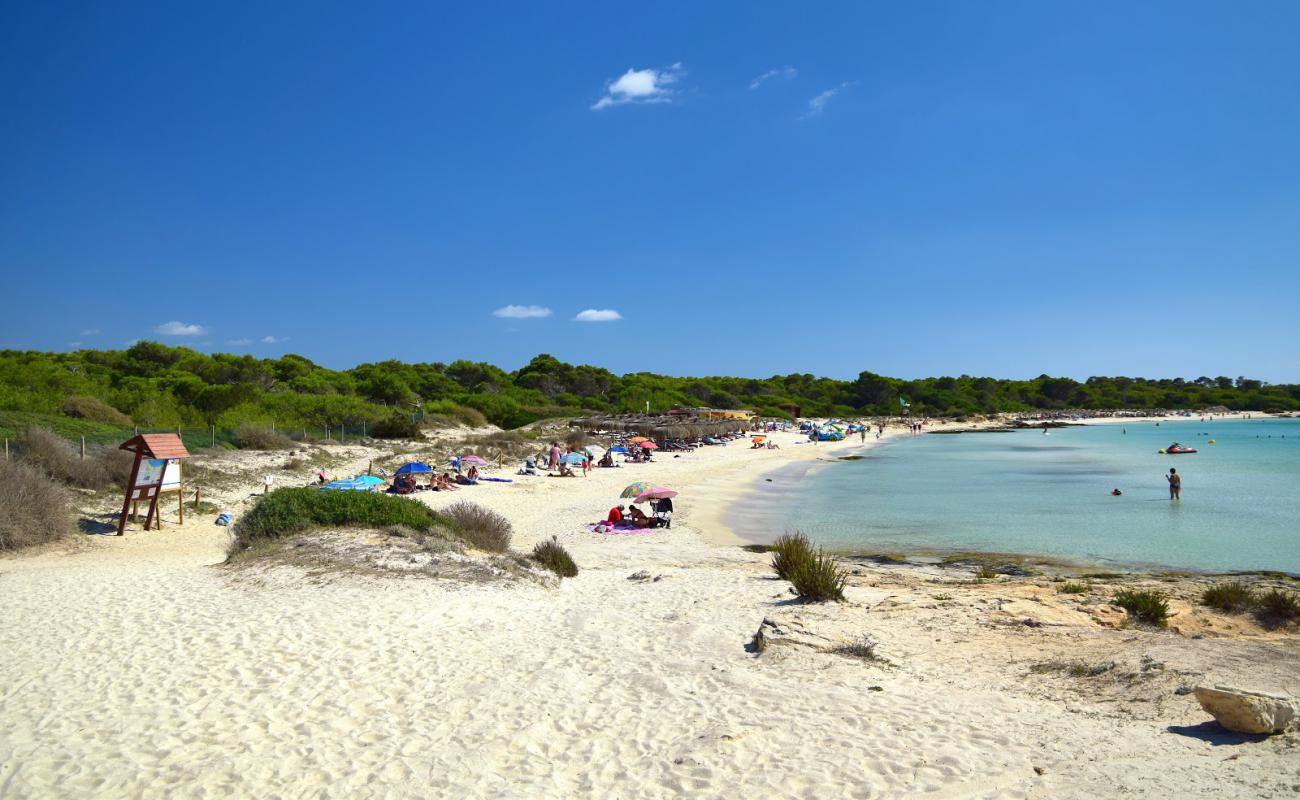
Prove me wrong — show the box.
[770,532,814,580]
[1252,589,1300,629]
[231,487,450,551]
[1113,590,1170,628]
[1060,582,1089,594]
[1200,582,1256,613]
[531,537,578,578]
[787,548,848,602]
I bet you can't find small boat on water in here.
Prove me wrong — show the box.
[1162,443,1198,454]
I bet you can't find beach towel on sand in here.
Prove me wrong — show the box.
[584,522,657,535]
[478,477,513,483]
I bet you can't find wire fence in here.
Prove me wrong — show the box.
[0,422,384,458]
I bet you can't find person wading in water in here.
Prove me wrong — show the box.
[1167,467,1181,500]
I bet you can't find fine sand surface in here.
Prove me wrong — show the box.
[2,423,1299,799]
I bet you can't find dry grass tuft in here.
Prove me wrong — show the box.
[0,460,74,551]
[62,396,132,425]
[442,501,513,553]
[17,427,129,489]
[233,425,295,450]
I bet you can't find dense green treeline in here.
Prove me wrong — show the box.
[1,343,1297,433]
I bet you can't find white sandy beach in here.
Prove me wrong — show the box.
[2,423,1298,799]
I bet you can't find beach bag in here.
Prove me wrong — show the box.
[214,513,232,526]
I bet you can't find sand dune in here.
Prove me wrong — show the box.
[2,426,1297,798]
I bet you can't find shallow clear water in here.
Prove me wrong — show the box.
[740,418,1300,573]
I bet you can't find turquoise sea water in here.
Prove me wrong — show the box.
[737,418,1300,574]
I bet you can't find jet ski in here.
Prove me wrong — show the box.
[1164,443,1198,454]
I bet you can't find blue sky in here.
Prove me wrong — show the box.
[2,2,1298,381]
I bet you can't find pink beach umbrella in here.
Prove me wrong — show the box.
[637,441,659,450]
[460,454,487,465]
[634,487,677,503]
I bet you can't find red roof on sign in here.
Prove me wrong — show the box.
[118,434,191,460]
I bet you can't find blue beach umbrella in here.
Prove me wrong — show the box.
[354,475,385,485]
[395,462,433,475]
[608,446,629,454]
[562,452,588,465]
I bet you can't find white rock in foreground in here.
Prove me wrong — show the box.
[1193,685,1295,735]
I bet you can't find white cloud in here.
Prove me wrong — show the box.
[573,308,622,322]
[803,82,854,117]
[155,320,207,336]
[261,335,288,344]
[493,304,553,319]
[749,66,797,90]
[67,341,83,348]
[592,63,684,110]
[80,328,101,337]
[226,338,252,346]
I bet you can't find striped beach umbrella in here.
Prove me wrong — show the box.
[620,481,660,499]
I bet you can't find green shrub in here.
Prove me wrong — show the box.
[0,460,74,551]
[771,532,814,580]
[1113,590,1169,628]
[231,487,448,551]
[441,501,512,553]
[975,564,998,580]
[370,414,422,440]
[233,424,294,450]
[1252,589,1300,629]
[62,396,132,426]
[787,548,847,602]
[1060,582,1089,594]
[1200,582,1256,613]
[532,536,578,578]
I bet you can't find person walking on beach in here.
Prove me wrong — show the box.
[1167,468,1181,500]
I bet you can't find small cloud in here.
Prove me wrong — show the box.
[493,304,553,319]
[68,341,83,348]
[80,328,101,337]
[749,66,797,90]
[261,335,288,344]
[226,338,252,346]
[573,308,622,322]
[155,320,207,336]
[592,63,684,110]
[803,81,854,118]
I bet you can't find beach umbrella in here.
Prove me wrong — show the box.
[395,462,433,475]
[561,452,587,465]
[460,454,487,465]
[608,446,629,454]
[752,436,766,443]
[638,441,659,449]
[321,479,373,492]
[628,436,649,444]
[620,481,661,499]
[354,475,386,485]
[634,487,678,503]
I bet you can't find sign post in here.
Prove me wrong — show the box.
[115,434,191,536]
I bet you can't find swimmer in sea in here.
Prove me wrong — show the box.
[1166,468,1181,500]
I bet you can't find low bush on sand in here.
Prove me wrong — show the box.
[0,460,74,551]
[441,501,512,553]
[532,537,578,578]
[62,395,132,425]
[233,424,295,451]
[771,532,814,580]
[231,488,450,551]
[1252,589,1300,629]
[16,427,129,489]
[1200,582,1256,613]
[1113,590,1169,628]
[1059,582,1089,594]
[787,548,848,602]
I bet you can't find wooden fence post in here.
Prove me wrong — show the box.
[81,436,86,460]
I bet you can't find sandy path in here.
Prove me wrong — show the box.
[2,426,1297,798]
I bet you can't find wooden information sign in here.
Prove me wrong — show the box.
[116,434,191,536]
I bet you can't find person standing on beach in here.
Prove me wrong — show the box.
[1167,468,1181,500]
